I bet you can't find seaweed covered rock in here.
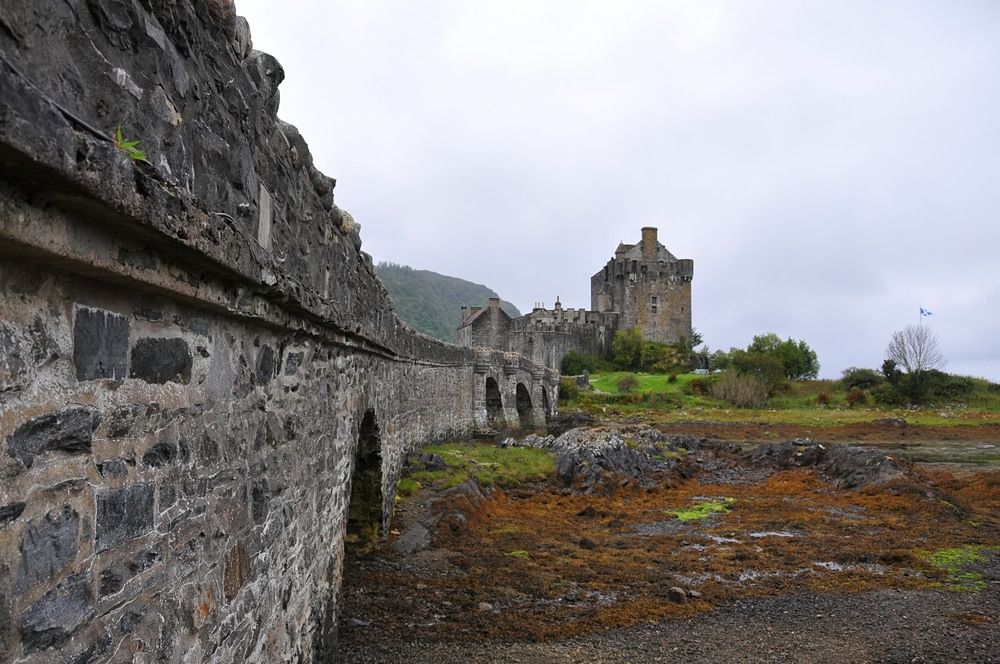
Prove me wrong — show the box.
[544,426,700,494]
[749,439,907,488]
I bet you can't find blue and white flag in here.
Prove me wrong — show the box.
[920,307,933,317]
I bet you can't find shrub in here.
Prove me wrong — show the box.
[612,328,644,370]
[816,392,830,406]
[729,350,786,393]
[711,371,768,408]
[561,350,597,376]
[686,378,713,396]
[643,392,682,408]
[617,375,640,393]
[871,382,903,406]
[845,387,866,407]
[668,374,678,383]
[558,377,579,402]
[841,367,884,391]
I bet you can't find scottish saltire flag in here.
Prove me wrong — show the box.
[920,307,933,317]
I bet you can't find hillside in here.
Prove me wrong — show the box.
[376,263,521,343]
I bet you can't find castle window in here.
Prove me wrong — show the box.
[651,296,658,314]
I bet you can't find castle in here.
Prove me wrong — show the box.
[458,227,694,369]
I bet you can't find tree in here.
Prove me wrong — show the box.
[886,325,944,374]
[745,333,819,381]
[611,327,644,371]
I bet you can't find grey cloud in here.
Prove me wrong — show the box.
[237,0,1000,379]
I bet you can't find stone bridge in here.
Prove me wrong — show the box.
[0,1,556,661]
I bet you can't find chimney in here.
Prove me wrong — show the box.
[470,306,481,317]
[488,297,500,308]
[460,305,468,322]
[641,226,658,262]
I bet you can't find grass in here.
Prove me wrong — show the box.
[570,371,1000,427]
[590,371,700,395]
[921,545,994,591]
[668,497,736,522]
[396,477,422,497]
[404,442,555,491]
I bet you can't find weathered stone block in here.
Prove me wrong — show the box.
[73,307,129,380]
[99,567,124,598]
[223,542,249,602]
[284,351,303,375]
[7,407,101,469]
[256,344,275,383]
[15,506,79,593]
[0,323,31,393]
[20,572,94,655]
[0,502,26,528]
[142,441,177,467]
[130,338,192,384]
[96,483,154,552]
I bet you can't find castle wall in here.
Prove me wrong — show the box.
[590,233,694,344]
[506,311,620,370]
[0,2,555,661]
[456,300,511,350]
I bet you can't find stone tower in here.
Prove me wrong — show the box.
[590,227,694,344]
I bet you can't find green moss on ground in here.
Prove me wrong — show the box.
[405,442,555,490]
[669,497,736,522]
[922,545,995,591]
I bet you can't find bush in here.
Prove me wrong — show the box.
[617,375,640,393]
[816,392,830,406]
[845,387,866,408]
[871,382,903,406]
[711,370,769,408]
[558,377,579,402]
[729,350,786,393]
[686,378,713,396]
[612,328,644,371]
[841,367,884,391]
[561,350,598,375]
[668,374,678,383]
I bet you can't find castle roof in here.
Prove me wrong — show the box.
[620,240,677,262]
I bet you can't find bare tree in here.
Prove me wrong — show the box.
[886,324,945,373]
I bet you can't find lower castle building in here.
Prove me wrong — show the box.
[458,227,694,370]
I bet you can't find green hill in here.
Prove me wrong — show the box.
[377,262,521,343]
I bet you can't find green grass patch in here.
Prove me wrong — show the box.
[590,371,700,395]
[921,545,993,591]
[505,549,530,559]
[574,371,1000,426]
[395,477,422,497]
[668,497,736,522]
[405,442,555,490]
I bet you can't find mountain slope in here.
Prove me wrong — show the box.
[376,262,521,343]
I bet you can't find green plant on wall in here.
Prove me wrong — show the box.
[113,126,149,163]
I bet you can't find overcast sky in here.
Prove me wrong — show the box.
[237,0,1000,380]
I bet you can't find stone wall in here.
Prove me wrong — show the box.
[456,298,512,350]
[590,229,694,344]
[507,309,620,371]
[0,1,555,661]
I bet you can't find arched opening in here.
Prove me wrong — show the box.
[541,386,551,422]
[329,410,384,660]
[485,377,503,426]
[515,383,532,426]
[345,409,383,552]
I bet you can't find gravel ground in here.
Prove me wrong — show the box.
[338,587,999,663]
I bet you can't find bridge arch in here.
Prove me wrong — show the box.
[346,409,383,550]
[485,376,504,426]
[515,382,533,426]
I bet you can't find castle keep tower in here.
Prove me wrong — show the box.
[590,227,694,344]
